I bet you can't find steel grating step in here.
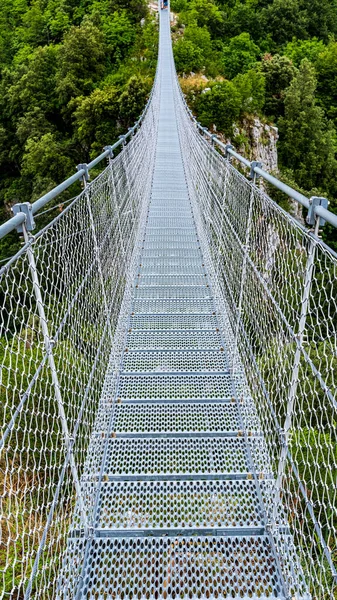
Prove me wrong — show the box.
[144,231,198,239]
[63,535,285,599]
[134,286,211,299]
[139,257,203,265]
[151,188,189,196]
[150,192,190,200]
[148,208,193,215]
[129,314,218,330]
[136,274,207,285]
[84,437,272,480]
[139,262,206,275]
[140,248,202,258]
[117,374,233,401]
[125,331,223,350]
[142,241,201,250]
[132,299,214,313]
[147,218,195,227]
[97,437,252,478]
[122,350,228,372]
[94,480,264,532]
[110,403,239,434]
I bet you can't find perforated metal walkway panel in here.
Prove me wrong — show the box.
[58,6,290,599]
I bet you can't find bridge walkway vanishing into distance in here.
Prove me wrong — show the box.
[1,3,336,600]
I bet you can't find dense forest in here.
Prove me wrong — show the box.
[0,0,157,259]
[1,0,337,252]
[171,0,337,251]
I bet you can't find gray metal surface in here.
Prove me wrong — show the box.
[56,6,295,598]
[3,1,336,597]
[63,6,288,597]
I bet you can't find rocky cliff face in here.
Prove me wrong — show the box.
[234,117,279,173]
[233,117,305,224]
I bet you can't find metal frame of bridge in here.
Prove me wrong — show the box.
[57,6,306,598]
[1,1,337,599]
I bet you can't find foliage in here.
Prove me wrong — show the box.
[173,38,204,73]
[278,60,337,196]
[260,0,308,46]
[172,0,337,263]
[196,81,241,135]
[233,69,265,113]
[222,33,261,79]
[284,37,326,67]
[315,41,337,127]
[260,54,297,118]
[0,0,155,258]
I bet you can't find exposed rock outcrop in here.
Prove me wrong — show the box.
[234,117,279,173]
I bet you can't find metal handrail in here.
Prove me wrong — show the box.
[181,96,337,229]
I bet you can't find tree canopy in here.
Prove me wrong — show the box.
[0,0,156,259]
[172,0,337,250]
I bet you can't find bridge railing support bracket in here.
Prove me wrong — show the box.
[12,202,35,233]
[224,144,234,162]
[104,146,114,165]
[250,161,262,180]
[76,163,90,187]
[307,196,329,227]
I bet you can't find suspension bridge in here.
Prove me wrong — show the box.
[1,3,336,599]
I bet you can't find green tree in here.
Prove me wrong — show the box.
[233,69,266,114]
[56,21,106,105]
[73,86,120,155]
[22,132,74,199]
[110,0,147,23]
[260,54,296,118]
[184,24,212,58]
[173,38,204,73]
[221,0,263,44]
[284,37,326,67]
[300,0,337,42]
[279,59,337,193]
[196,80,241,134]
[315,41,337,126]
[118,75,149,128]
[222,32,260,79]
[171,0,188,11]
[180,0,224,37]
[261,0,308,46]
[100,10,136,64]
[6,45,59,115]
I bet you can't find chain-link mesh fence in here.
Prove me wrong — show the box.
[1,8,337,598]
[0,82,159,599]
[176,83,337,598]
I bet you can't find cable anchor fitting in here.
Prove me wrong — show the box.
[307,196,329,227]
[12,202,35,233]
[76,163,90,184]
[249,161,262,180]
[224,144,233,160]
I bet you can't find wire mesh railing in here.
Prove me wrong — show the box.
[1,2,337,597]
[0,79,159,599]
[175,78,337,598]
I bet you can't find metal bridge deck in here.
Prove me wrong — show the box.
[61,7,288,599]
